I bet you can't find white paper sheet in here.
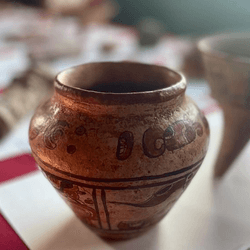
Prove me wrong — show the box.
[0,172,114,250]
[1,111,250,250]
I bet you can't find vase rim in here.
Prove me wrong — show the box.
[55,62,186,105]
[198,32,250,65]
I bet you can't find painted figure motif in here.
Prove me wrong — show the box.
[44,120,69,150]
[164,119,203,151]
[116,131,134,160]
[143,118,203,158]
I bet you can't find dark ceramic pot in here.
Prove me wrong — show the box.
[29,62,209,240]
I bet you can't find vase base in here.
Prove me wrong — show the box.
[96,225,155,241]
[81,220,158,241]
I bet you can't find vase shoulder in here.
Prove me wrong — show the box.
[29,94,209,180]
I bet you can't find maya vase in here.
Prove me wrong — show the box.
[29,62,210,240]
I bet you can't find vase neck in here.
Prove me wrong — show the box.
[53,90,185,116]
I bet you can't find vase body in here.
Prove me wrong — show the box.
[29,62,209,240]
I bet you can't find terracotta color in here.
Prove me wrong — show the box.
[198,33,250,179]
[29,62,209,240]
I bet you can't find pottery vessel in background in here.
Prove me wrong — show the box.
[29,62,209,240]
[198,33,250,179]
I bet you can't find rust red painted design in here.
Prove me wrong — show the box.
[39,158,202,232]
[116,131,134,160]
[44,120,69,150]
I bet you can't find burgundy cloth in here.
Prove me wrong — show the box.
[0,154,38,183]
[0,153,37,249]
[0,214,28,250]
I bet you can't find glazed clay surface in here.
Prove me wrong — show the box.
[29,62,209,240]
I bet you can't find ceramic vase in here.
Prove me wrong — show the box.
[198,33,250,179]
[29,62,209,240]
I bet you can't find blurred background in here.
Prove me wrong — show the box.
[113,0,250,35]
[0,0,248,155]
[0,0,250,158]
[0,0,249,161]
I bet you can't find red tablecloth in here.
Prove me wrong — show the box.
[0,154,37,250]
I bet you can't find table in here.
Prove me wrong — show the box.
[0,12,250,249]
